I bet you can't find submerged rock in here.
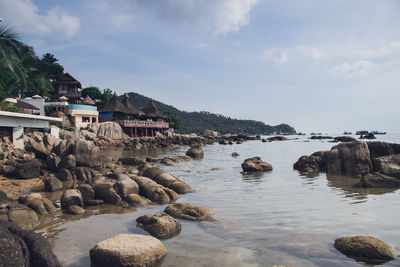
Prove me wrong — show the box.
[186,145,204,159]
[334,236,398,263]
[164,203,215,221]
[232,152,239,157]
[136,212,181,239]
[241,157,272,172]
[90,234,167,267]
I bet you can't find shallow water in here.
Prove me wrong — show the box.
[39,134,400,266]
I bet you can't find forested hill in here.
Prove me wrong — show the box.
[125,92,296,135]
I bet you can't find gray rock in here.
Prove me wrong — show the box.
[74,139,102,167]
[127,194,151,206]
[371,154,400,178]
[136,212,181,239]
[90,234,167,267]
[131,175,178,204]
[109,173,139,199]
[89,122,124,140]
[7,204,39,230]
[46,153,61,171]
[93,179,121,204]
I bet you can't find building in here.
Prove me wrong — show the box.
[66,96,98,129]
[99,94,168,137]
[53,73,82,103]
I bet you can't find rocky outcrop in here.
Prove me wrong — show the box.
[140,166,193,194]
[164,203,215,221]
[186,145,204,159]
[131,175,178,204]
[89,122,124,140]
[127,194,151,206]
[90,234,167,267]
[293,151,328,174]
[371,154,400,178]
[74,139,102,167]
[51,111,71,129]
[334,136,357,142]
[334,236,398,263]
[136,212,181,239]
[241,157,273,172]
[0,221,61,267]
[358,173,400,188]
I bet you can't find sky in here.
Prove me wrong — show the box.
[1,0,399,133]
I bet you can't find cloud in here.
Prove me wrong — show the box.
[0,0,79,39]
[262,49,289,65]
[330,60,375,77]
[135,0,258,35]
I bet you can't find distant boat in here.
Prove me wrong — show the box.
[310,132,316,136]
[356,130,368,135]
[371,131,386,135]
[343,131,352,135]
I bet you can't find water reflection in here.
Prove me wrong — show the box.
[241,172,266,182]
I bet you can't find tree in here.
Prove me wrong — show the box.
[166,115,182,130]
[82,86,102,100]
[101,88,113,103]
[40,53,64,83]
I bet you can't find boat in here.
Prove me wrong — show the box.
[371,131,386,135]
[343,131,352,135]
[356,130,368,135]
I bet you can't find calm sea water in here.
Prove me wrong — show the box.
[40,134,400,267]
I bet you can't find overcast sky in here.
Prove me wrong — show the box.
[1,0,399,133]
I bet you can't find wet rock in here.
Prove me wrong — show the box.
[131,175,179,204]
[0,220,61,267]
[73,167,97,184]
[241,157,273,172]
[326,142,372,177]
[358,173,400,188]
[334,236,398,263]
[136,212,181,239]
[367,142,400,158]
[371,154,400,178]
[84,199,104,206]
[160,157,175,166]
[74,139,102,167]
[293,151,328,174]
[0,190,8,201]
[164,203,215,221]
[44,176,63,192]
[186,145,204,159]
[267,136,288,142]
[219,140,228,145]
[127,194,151,206]
[90,234,167,267]
[13,159,43,179]
[334,136,357,142]
[140,166,193,194]
[61,189,83,209]
[57,168,73,188]
[77,184,95,201]
[109,173,139,199]
[67,205,85,215]
[310,136,333,140]
[232,152,239,157]
[93,179,121,204]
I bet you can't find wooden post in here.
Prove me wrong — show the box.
[134,127,137,138]
[130,127,133,137]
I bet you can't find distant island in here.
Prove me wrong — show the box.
[125,92,296,135]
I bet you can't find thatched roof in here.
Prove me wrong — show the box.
[82,95,95,106]
[121,94,144,116]
[141,99,164,118]
[99,93,131,114]
[54,73,82,88]
[16,100,39,110]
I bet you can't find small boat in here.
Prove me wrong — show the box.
[343,131,352,135]
[356,130,368,135]
[371,131,386,135]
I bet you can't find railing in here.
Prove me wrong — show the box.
[116,120,169,128]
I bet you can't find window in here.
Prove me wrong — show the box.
[82,117,90,122]
[92,117,97,123]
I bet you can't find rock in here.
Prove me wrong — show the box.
[136,213,181,239]
[0,190,8,201]
[84,199,104,206]
[59,154,76,169]
[231,152,239,157]
[51,111,71,129]
[310,136,333,140]
[219,139,228,145]
[18,193,55,215]
[53,138,74,157]
[334,136,357,142]
[164,203,215,221]
[7,204,39,230]
[326,142,372,177]
[44,133,60,151]
[109,173,139,199]
[61,189,83,209]
[46,153,61,171]
[120,157,147,167]
[0,220,61,267]
[267,136,288,142]
[127,194,151,206]
[67,205,85,215]
[74,139,102,167]
[57,168,73,187]
[261,138,267,142]
[241,157,273,172]
[367,142,400,158]
[77,184,95,201]
[13,159,43,179]
[89,122,124,140]
[93,179,122,204]
[334,236,398,263]
[146,157,159,163]
[140,166,194,194]
[358,173,400,188]
[160,157,175,166]
[44,176,63,192]
[131,175,179,204]
[359,133,376,139]
[203,129,219,138]
[90,234,167,267]
[73,166,99,184]
[371,154,400,178]
[293,151,328,174]
[186,145,204,159]
[29,138,51,158]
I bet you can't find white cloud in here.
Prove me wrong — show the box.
[0,0,79,39]
[262,49,289,65]
[135,0,258,35]
[330,60,375,77]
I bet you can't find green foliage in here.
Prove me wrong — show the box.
[166,115,182,130]
[0,102,20,112]
[82,87,113,104]
[101,88,113,103]
[126,92,296,135]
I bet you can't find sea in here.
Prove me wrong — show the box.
[39,133,400,267]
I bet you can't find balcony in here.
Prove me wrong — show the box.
[116,120,169,128]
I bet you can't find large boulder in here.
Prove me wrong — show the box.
[140,166,193,194]
[186,145,204,159]
[92,178,122,204]
[90,234,167,267]
[358,173,400,188]
[164,203,215,221]
[0,221,61,267]
[203,129,219,138]
[51,111,71,129]
[89,122,124,140]
[326,142,372,177]
[77,184,95,201]
[61,189,83,209]
[334,236,398,263]
[74,139,102,167]
[18,193,56,215]
[371,155,400,178]
[6,202,40,230]
[131,175,178,204]
[241,157,273,172]
[267,136,288,142]
[13,159,43,179]
[293,151,328,174]
[136,212,181,239]
[109,173,139,199]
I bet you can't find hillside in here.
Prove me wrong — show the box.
[125,92,296,135]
